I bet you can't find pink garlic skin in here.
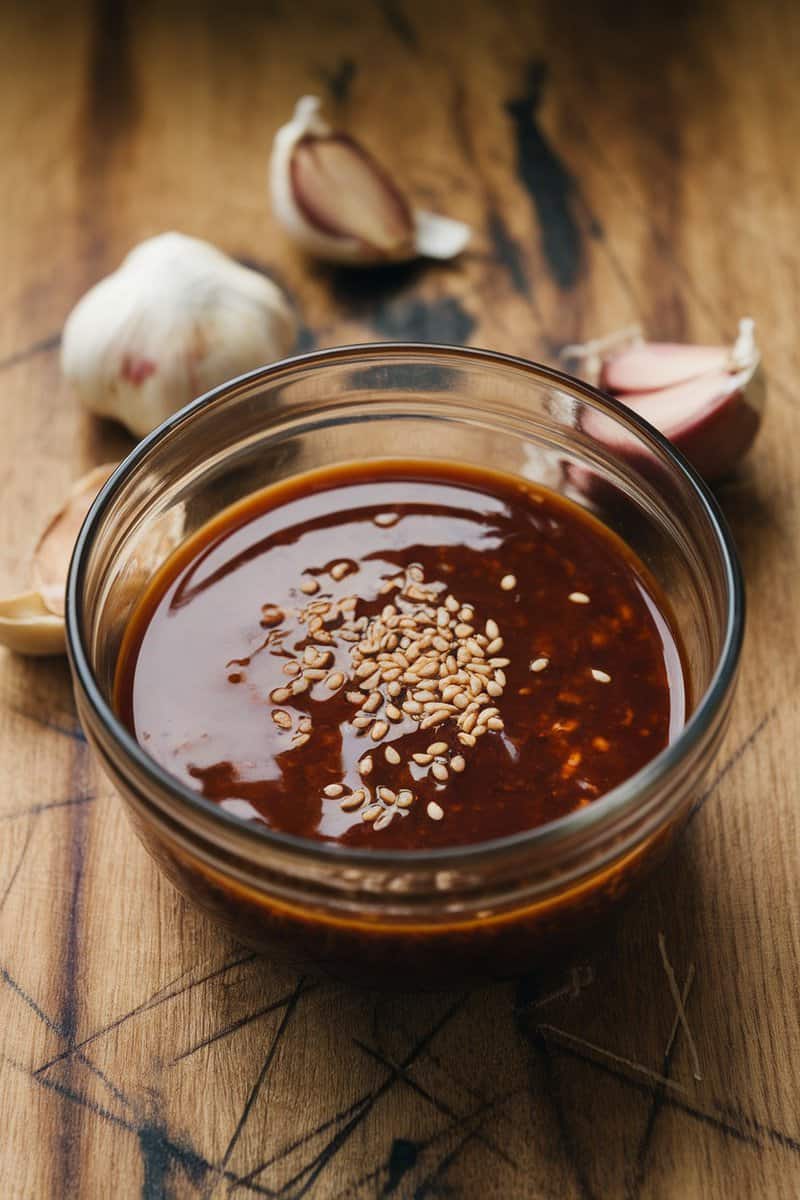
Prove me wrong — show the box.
[567,328,765,483]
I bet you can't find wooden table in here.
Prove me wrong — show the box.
[1,2,798,1196]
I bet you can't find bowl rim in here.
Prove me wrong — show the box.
[66,342,745,870]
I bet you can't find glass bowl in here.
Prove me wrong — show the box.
[66,344,744,989]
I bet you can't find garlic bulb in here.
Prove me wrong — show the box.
[61,233,298,438]
[270,96,470,265]
[561,318,765,481]
[0,464,116,656]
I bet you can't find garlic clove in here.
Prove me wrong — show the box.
[291,132,415,256]
[600,342,731,395]
[562,318,764,481]
[0,592,67,657]
[0,463,117,656]
[270,96,470,265]
[31,464,117,616]
[62,233,298,439]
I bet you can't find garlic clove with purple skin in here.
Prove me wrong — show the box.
[561,318,764,481]
[269,96,470,265]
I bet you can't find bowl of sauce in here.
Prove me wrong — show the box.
[67,345,743,987]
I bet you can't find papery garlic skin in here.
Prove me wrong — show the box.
[62,233,297,438]
[270,96,470,265]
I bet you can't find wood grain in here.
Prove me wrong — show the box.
[1,1,799,1196]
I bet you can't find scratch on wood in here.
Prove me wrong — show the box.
[353,1037,515,1168]
[0,821,34,915]
[689,707,777,824]
[657,932,701,1080]
[220,977,306,1172]
[10,706,87,743]
[35,950,258,1076]
[0,332,61,373]
[0,794,95,824]
[628,966,695,1199]
[261,996,469,1199]
[172,980,318,1064]
[536,1024,690,1097]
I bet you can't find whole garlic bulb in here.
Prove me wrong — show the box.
[270,96,470,265]
[61,233,298,438]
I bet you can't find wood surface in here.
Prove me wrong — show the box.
[1,0,799,1196]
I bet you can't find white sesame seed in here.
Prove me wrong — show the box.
[326,672,345,690]
[323,784,344,797]
[374,809,395,831]
[487,716,504,731]
[396,789,415,808]
[384,745,401,765]
[270,686,292,703]
[362,692,382,713]
[283,661,301,676]
[340,790,365,810]
[591,668,612,683]
[362,804,383,822]
[487,681,503,698]
[486,637,504,655]
[374,511,399,527]
[272,710,292,729]
[485,618,499,640]
[530,657,549,672]
[370,720,389,741]
[450,755,466,772]
[292,732,310,748]
[569,591,591,604]
[427,742,448,756]
[330,561,350,581]
[427,801,444,821]
[500,574,517,591]
[346,691,363,704]
[432,762,449,782]
[385,704,402,721]
[412,753,433,765]
[300,577,319,595]
[358,755,373,776]
[377,786,396,803]
[457,732,476,747]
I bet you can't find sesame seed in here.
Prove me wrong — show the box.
[432,762,449,782]
[486,637,504,655]
[387,680,402,697]
[362,804,383,822]
[377,786,396,803]
[412,753,433,765]
[500,574,517,591]
[591,668,612,683]
[445,595,459,613]
[303,668,326,680]
[370,720,389,741]
[427,742,448,756]
[454,623,473,638]
[358,755,373,776]
[485,618,499,640]
[362,691,382,713]
[292,676,310,694]
[283,661,301,676]
[261,604,284,627]
[569,591,591,604]
[450,755,466,772]
[374,511,399,527]
[403,700,423,715]
[330,561,350,581]
[458,732,476,747]
[427,801,444,821]
[292,732,310,748]
[326,672,345,690]
[352,716,373,730]
[323,783,344,797]
[530,657,549,672]
[386,704,402,722]
[396,789,415,808]
[384,745,401,765]
[487,681,503,698]
[346,691,363,704]
[374,809,395,831]
[340,790,366,810]
[489,657,510,668]
[300,577,319,595]
[272,710,292,729]
[270,686,292,703]
[487,716,504,731]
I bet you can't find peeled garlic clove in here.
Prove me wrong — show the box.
[0,463,116,656]
[62,233,297,439]
[270,96,470,264]
[564,319,764,481]
[0,592,66,657]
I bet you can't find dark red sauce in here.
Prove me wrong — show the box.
[115,460,685,851]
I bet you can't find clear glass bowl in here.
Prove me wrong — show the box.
[66,345,743,988]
